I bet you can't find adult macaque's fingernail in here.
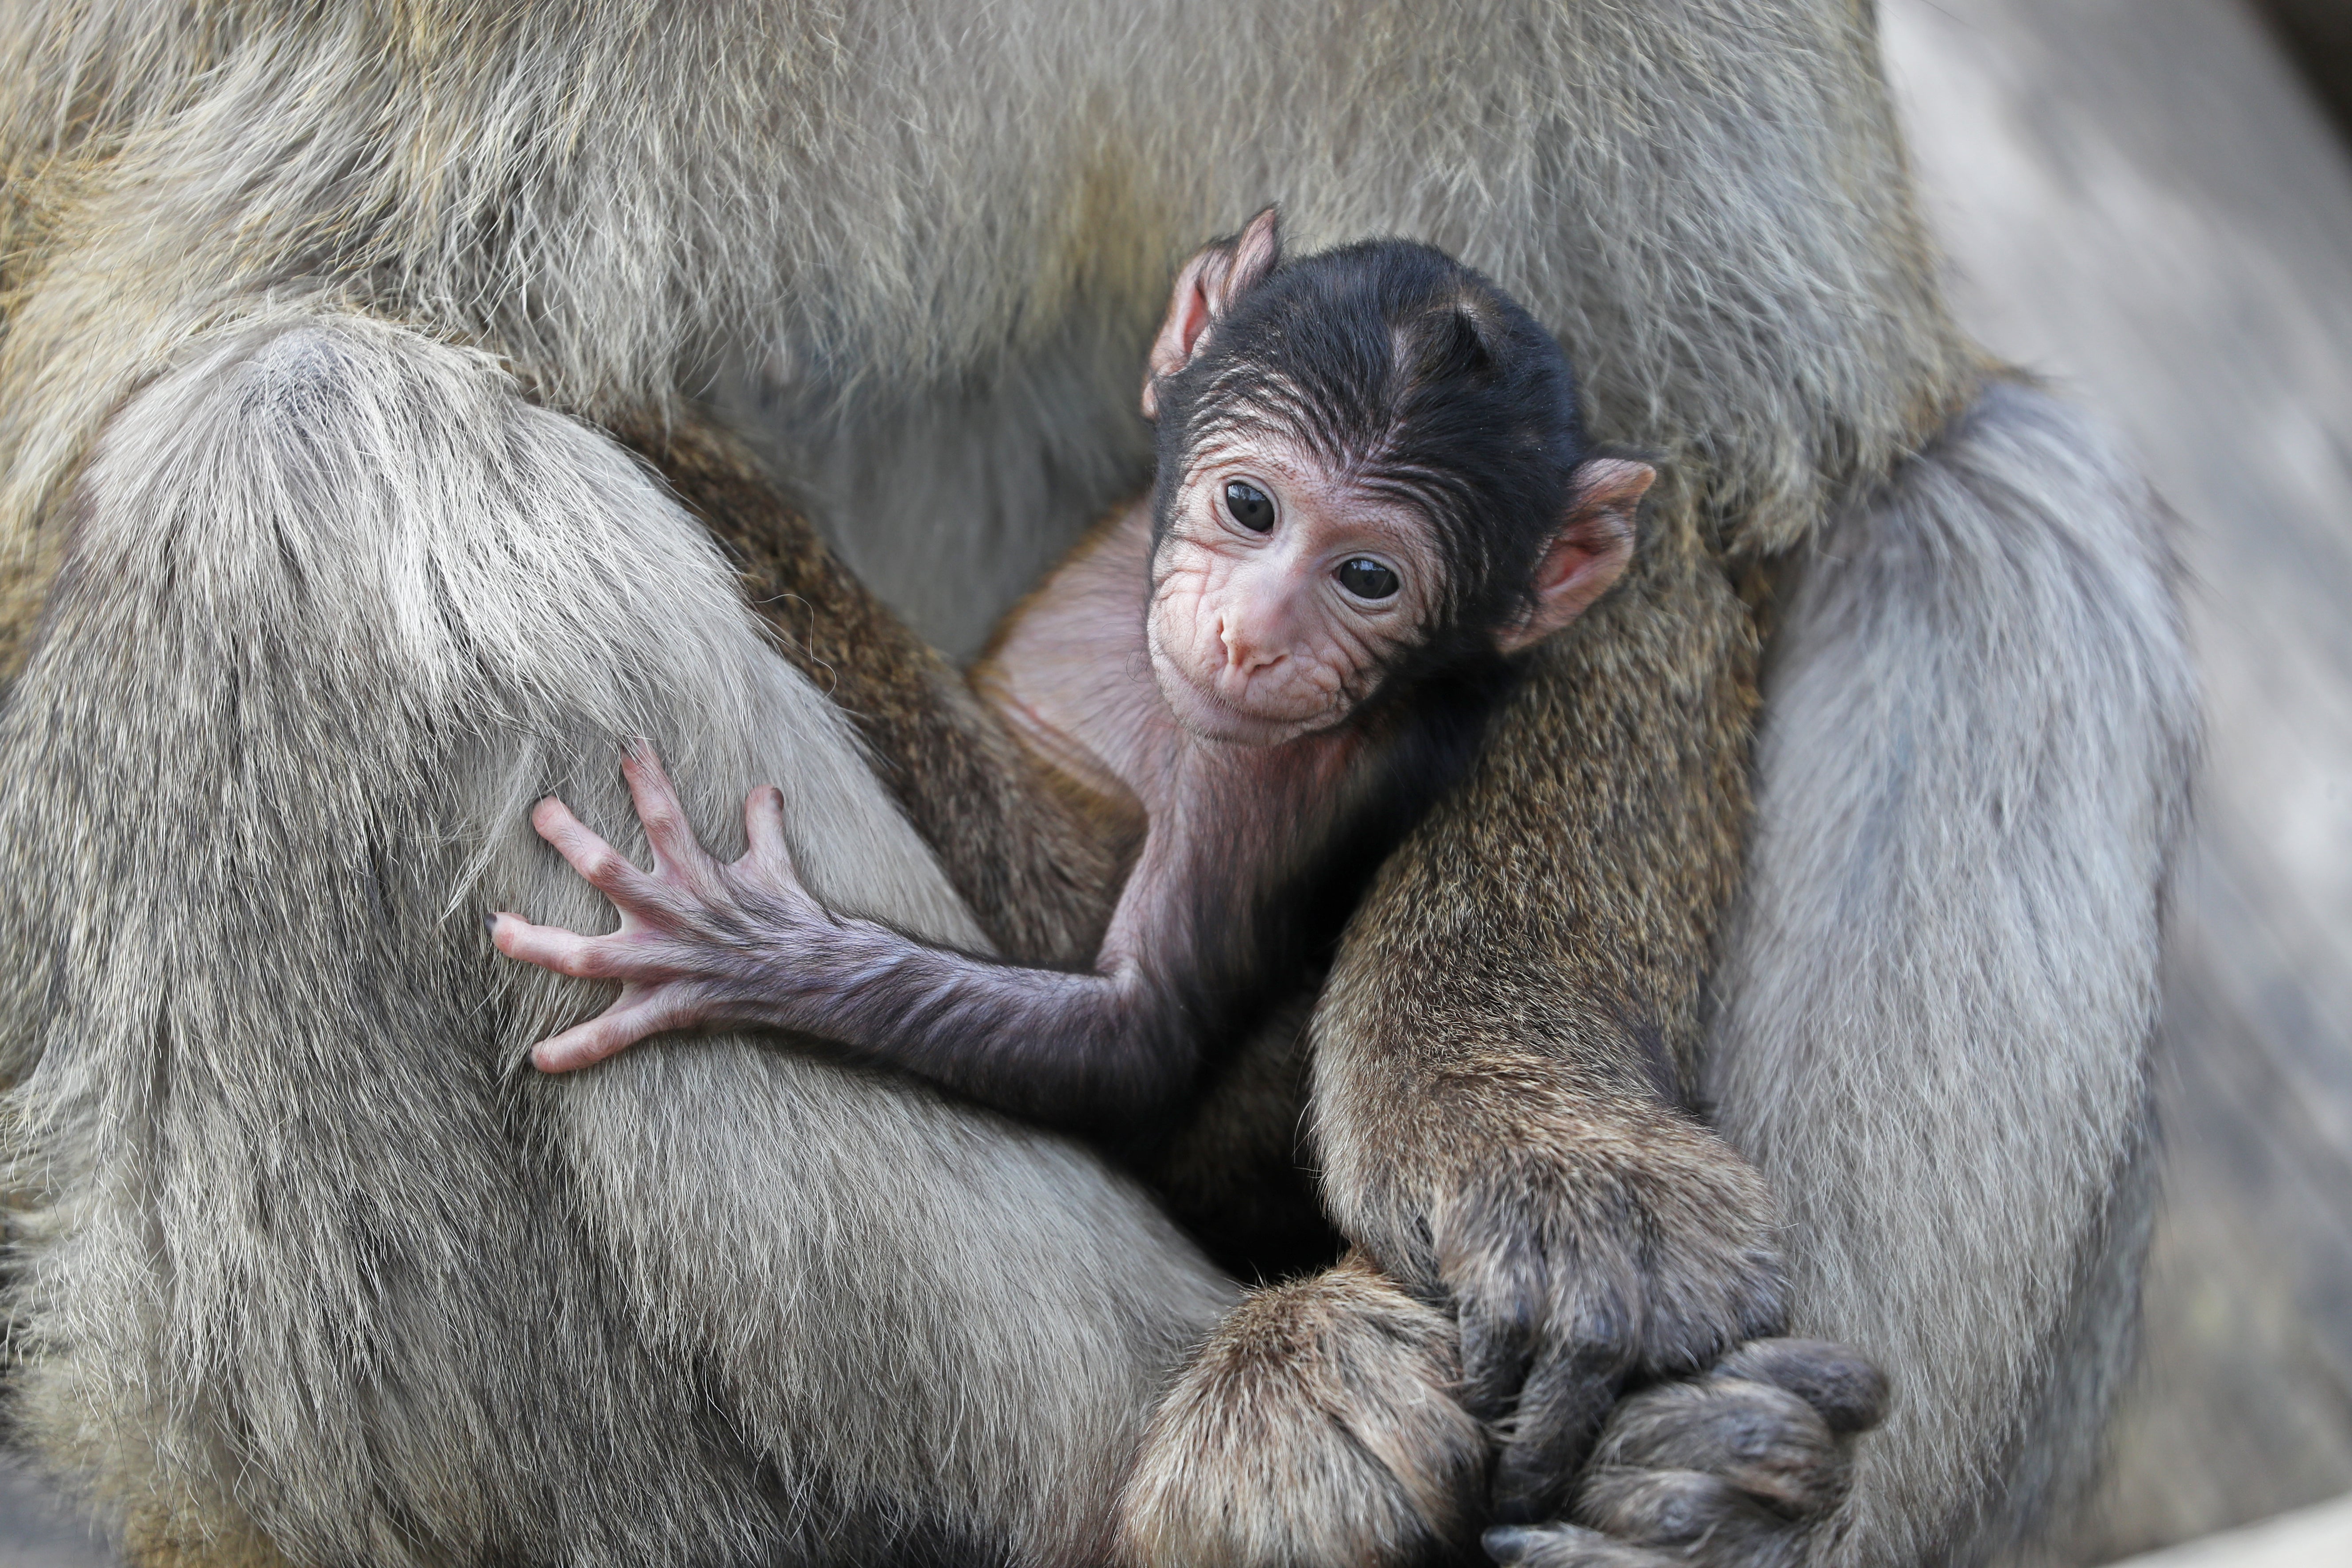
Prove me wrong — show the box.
[484,912,497,931]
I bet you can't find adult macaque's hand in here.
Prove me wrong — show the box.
[1482,1338,1890,1567]
[492,746,826,1071]
[1320,1057,1792,1528]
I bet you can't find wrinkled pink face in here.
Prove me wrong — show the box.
[1146,437,1445,746]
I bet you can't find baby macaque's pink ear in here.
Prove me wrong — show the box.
[1497,457,1653,653]
[1142,206,1282,418]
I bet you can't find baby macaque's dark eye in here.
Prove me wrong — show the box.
[1336,558,1401,601]
[1223,479,1275,533]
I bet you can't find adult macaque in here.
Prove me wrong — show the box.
[495,220,1655,1137]
[0,4,2193,1566]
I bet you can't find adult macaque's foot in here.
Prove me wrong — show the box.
[1483,1338,1889,1567]
[1115,1253,1489,1568]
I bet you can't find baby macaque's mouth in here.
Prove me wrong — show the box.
[1160,671,1325,743]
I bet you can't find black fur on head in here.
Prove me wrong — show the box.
[1149,237,1590,653]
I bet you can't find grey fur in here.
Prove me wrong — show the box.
[0,0,1967,656]
[0,316,1230,1564]
[1708,381,2197,1565]
[0,4,2193,1566]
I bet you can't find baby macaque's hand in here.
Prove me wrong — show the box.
[491,746,831,1072]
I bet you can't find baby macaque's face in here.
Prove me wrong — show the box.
[1146,433,1445,746]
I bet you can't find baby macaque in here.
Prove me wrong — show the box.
[494,210,1653,1134]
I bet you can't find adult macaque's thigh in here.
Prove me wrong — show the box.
[0,314,1230,1567]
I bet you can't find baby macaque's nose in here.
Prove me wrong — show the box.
[1216,616,1286,679]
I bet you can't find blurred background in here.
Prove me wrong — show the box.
[1881,0,2352,1562]
[5,1,2349,1564]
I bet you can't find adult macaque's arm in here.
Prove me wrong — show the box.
[1308,507,1786,1527]
[611,414,1129,966]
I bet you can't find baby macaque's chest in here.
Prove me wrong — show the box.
[972,502,1175,811]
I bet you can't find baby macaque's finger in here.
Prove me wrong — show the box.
[620,744,709,878]
[532,998,674,1073]
[742,785,797,879]
[490,913,626,980]
[530,796,661,910]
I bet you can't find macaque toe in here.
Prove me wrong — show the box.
[1489,1355,1619,1526]
[1571,1468,1803,1568]
[1116,1257,1486,1568]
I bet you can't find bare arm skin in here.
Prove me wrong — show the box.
[493,735,1350,1132]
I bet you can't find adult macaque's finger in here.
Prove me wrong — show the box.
[1483,1523,1671,1568]
[1455,1289,1540,1426]
[743,785,796,878]
[620,744,708,877]
[530,796,661,909]
[1708,1339,1889,1435]
[1489,1351,1618,1527]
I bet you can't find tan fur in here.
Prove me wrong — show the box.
[1114,1252,1489,1568]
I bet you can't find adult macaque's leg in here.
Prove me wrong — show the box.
[0,316,1230,1566]
[617,417,1129,967]
[1699,382,2192,1566]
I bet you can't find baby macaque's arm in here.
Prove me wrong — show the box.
[616,416,1134,968]
[492,747,1213,1132]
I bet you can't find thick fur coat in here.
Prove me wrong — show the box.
[0,5,2194,1566]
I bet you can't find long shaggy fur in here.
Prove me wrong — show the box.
[0,0,1969,663]
[1707,381,2196,1565]
[0,315,1230,1564]
[0,4,2193,1566]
